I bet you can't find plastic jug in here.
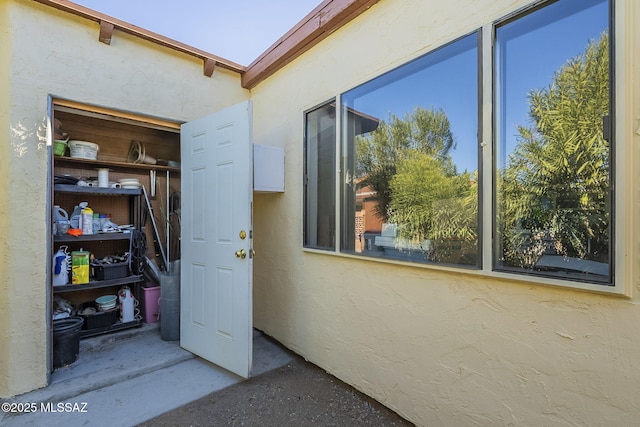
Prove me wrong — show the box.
[53,205,70,235]
[70,202,87,229]
[118,286,136,323]
[53,246,70,286]
[53,205,69,222]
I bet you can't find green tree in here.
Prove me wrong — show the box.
[355,106,456,220]
[500,33,609,267]
[388,152,477,263]
[355,106,478,264]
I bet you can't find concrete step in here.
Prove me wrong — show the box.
[0,327,294,426]
[2,358,241,426]
[10,326,194,406]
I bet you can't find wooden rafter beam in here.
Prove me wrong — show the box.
[31,0,379,85]
[98,20,114,45]
[204,58,217,78]
[31,0,245,77]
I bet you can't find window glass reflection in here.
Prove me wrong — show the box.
[341,33,479,266]
[304,102,336,250]
[494,0,611,282]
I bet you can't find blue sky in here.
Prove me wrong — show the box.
[71,0,607,176]
[343,0,608,175]
[496,0,608,167]
[71,0,322,65]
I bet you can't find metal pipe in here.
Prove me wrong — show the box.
[142,185,168,270]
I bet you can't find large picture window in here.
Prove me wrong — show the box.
[303,0,614,287]
[341,33,480,266]
[494,0,611,283]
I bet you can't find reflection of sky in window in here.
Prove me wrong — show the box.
[342,0,608,175]
[342,33,479,173]
[496,0,608,168]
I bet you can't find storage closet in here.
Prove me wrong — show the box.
[50,100,181,347]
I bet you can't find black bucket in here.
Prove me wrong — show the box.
[52,317,84,369]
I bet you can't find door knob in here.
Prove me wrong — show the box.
[235,249,246,259]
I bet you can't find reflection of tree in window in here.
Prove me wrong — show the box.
[341,32,479,266]
[355,107,478,265]
[499,33,610,277]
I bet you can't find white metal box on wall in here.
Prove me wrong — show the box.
[253,144,284,192]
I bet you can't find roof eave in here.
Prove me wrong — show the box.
[242,0,381,89]
[29,0,380,88]
[31,0,246,76]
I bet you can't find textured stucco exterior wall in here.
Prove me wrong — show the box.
[250,0,640,425]
[0,0,248,397]
[4,0,640,423]
[0,0,14,399]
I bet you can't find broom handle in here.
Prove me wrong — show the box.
[142,185,168,271]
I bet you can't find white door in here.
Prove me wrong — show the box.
[180,100,253,378]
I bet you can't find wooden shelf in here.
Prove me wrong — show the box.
[54,232,133,243]
[52,275,144,293]
[79,317,144,339]
[54,156,180,173]
[54,184,142,196]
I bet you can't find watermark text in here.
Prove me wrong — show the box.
[2,401,88,414]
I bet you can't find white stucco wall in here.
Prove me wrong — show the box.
[251,0,640,425]
[0,0,14,400]
[0,0,248,397]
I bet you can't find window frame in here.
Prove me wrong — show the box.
[338,31,482,268]
[303,99,338,252]
[301,0,626,295]
[491,0,615,285]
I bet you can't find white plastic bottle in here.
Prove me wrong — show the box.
[81,205,93,235]
[118,286,136,323]
[72,201,88,229]
[53,246,70,286]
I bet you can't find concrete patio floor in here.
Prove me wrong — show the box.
[0,324,294,426]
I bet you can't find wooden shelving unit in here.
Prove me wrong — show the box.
[54,183,143,196]
[79,318,144,338]
[52,275,144,293]
[50,103,181,342]
[54,232,134,243]
[54,156,180,174]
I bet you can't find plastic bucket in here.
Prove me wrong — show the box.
[52,317,84,368]
[53,140,67,156]
[69,140,99,160]
[142,284,160,323]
